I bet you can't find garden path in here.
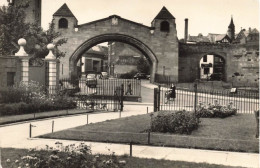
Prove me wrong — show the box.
[0,104,259,168]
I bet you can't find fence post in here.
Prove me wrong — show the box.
[87,114,89,124]
[158,85,161,111]
[147,131,150,145]
[120,83,124,111]
[52,121,54,133]
[194,83,198,115]
[147,107,148,114]
[29,123,32,138]
[130,141,133,157]
[154,88,158,112]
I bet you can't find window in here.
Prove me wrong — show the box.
[204,68,209,75]
[59,18,68,28]
[203,55,207,62]
[7,72,15,86]
[160,21,169,32]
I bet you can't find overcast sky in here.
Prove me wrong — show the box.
[1,0,259,38]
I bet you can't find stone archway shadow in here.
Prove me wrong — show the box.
[69,33,158,82]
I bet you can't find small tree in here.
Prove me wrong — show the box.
[0,3,30,55]
[25,21,67,59]
[137,56,150,74]
[0,2,67,59]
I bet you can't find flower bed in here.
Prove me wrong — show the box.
[5,142,126,168]
[151,110,199,134]
[196,100,237,118]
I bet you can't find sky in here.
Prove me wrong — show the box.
[1,0,259,39]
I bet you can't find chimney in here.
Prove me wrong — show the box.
[184,18,188,43]
[249,27,251,33]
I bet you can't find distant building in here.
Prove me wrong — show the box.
[186,17,259,45]
[79,45,108,76]
[108,42,146,76]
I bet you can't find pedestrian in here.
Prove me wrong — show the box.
[125,80,132,95]
[165,84,176,104]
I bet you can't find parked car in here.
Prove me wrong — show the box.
[133,73,147,80]
[146,75,150,80]
[101,72,109,79]
[86,73,97,88]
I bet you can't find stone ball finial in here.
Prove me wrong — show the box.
[18,38,26,46]
[47,43,55,50]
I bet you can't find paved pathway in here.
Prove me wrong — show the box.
[0,104,259,168]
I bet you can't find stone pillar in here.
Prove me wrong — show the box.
[15,38,29,85]
[45,43,58,94]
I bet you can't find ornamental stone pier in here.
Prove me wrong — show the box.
[45,43,59,94]
[15,38,29,85]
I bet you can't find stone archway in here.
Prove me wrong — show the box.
[198,53,226,81]
[69,33,158,82]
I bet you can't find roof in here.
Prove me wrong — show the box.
[215,34,231,42]
[78,15,151,29]
[234,28,259,42]
[154,6,175,20]
[188,34,210,43]
[53,3,77,19]
[215,34,227,41]
[251,28,259,34]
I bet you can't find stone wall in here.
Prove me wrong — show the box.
[0,56,21,87]
[179,43,259,86]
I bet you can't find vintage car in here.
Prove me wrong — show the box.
[86,73,97,88]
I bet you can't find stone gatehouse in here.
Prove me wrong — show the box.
[52,4,179,82]
[6,1,260,86]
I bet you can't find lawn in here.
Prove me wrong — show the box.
[39,112,259,153]
[1,148,240,168]
[0,109,90,125]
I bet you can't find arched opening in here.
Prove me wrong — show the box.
[199,54,226,81]
[69,34,158,82]
[160,21,170,32]
[59,18,68,28]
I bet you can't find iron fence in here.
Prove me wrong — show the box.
[155,83,259,114]
[47,78,141,111]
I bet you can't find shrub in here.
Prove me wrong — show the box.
[5,142,126,168]
[0,96,77,116]
[151,110,199,134]
[0,81,46,104]
[196,100,237,118]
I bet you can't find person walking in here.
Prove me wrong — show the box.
[165,84,176,104]
[125,80,132,95]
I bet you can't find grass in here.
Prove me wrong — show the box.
[1,148,240,168]
[0,109,95,126]
[39,112,259,153]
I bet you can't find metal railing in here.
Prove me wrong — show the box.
[155,83,259,114]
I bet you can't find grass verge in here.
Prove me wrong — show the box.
[1,148,240,168]
[39,112,259,153]
[0,109,96,126]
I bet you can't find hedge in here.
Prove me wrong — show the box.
[151,110,199,134]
